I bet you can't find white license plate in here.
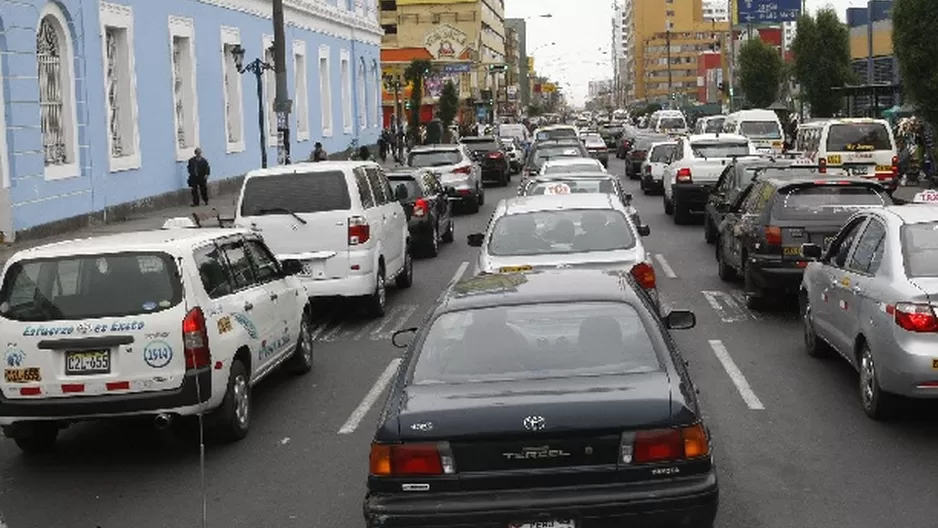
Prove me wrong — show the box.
[302,260,326,278]
[509,521,576,528]
[65,350,111,375]
[848,166,871,176]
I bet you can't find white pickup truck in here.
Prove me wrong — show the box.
[662,133,759,225]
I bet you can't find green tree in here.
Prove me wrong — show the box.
[403,59,432,142]
[893,0,938,124]
[738,37,784,108]
[438,80,459,141]
[791,9,852,117]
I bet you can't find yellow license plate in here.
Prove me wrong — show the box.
[828,155,842,165]
[772,141,782,148]
[499,265,533,273]
[875,165,892,172]
[4,367,41,383]
[783,246,802,256]
[932,359,938,370]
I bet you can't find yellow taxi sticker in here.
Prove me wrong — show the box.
[932,359,938,370]
[875,165,892,172]
[4,367,41,383]
[772,141,783,148]
[783,246,802,256]
[499,265,533,273]
[828,155,842,165]
[217,315,233,334]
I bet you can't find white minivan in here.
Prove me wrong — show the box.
[722,109,785,154]
[794,118,899,192]
[235,161,413,317]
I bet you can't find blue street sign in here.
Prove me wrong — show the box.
[736,0,801,24]
[440,63,472,74]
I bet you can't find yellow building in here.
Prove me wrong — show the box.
[623,0,727,103]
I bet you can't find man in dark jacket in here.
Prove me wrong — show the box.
[187,147,210,206]
[425,112,444,145]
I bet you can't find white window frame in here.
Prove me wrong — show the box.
[262,34,277,147]
[357,58,366,131]
[220,26,245,153]
[99,2,141,172]
[168,16,199,161]
[293,40,310,141]
[371,60,380,129]
[319,45,333,137]
[340,49,352,134]
[38,2,81,181]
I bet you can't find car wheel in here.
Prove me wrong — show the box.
[442,218,455,243]
[366,266,387,317]
[639,177,648,194]
[426,224,439,257]
[216,359,250,442]
[704,216,717,244]
[11,423,59,454]
[742,258,765,310]
[663,194,674,215]
[396,249,414,288]
[288,312,314,374]
[477,186,485,206]
[859,342,898,420]
[717,242,736,281]
[800,293,831,358]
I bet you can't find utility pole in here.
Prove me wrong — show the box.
[273,0,292,164]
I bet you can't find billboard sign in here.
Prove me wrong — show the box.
[440,63,471,74]
[735,0,801,24]
[423,24,469,60]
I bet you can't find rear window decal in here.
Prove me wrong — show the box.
[217,316,233,334]
[143,340,173,369]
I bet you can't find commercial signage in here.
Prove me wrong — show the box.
[440,63,472,74]
[734,0,801,24]
[422,24,469,60]
[527,57,535,74]
[542,83,557,93]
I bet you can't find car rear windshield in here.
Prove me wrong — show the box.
[691,141,750,158]
[241,171,350,216]
[826,123,892,152]
[409,150,461,168]
[772,185,887,220]
[489,209,635,256]
[462,140,498,152]
[658,117,686,129]
[533,147,585,166]
[705,118,725,133]
[584,137,606,148]
[411,302,660,384]
[389,178,421,200]
[0,252,182,322]
[739,121,782,139]
[633,135,667,151]
[902,223,938,276]
[536,129,578,141]
[542,163,601,174]
[525,179,615,196]
[650,144,676,162]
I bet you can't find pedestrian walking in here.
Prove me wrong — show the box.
[310,142,328,162]
[378,129,389,162]
[187,147,210,206]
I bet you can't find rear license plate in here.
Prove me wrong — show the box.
[848,166,870,176]
[302,260,326,278]
[4,367,41,383]
[783,246,802,256]
[499,265,533,273]
[875,165,892,172]
[65,350,110,375]
[509,521,576,528]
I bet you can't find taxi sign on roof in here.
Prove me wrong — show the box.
[912,190,938,204]
[544,183,572,195]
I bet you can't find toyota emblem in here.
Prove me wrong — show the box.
[522,416,546,431]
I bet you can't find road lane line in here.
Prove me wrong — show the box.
[338,358,403,434]
[707,339,765,410]
[701,290,748,323]
[375,304,419,339]
[447,261,469,289]
[309,319,333,341]
[319,320,348,342]
[653,254,677,278]
[729,290,763,320]
[369,305,406,339]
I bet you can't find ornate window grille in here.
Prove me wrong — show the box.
[172,37,187,149]
[37,17,68,166]
[105,28,124,158]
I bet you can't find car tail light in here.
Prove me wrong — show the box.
[619,424,710,465]
[412,198,429,218]
[818,157,827,174]
[676,168,692,183]
[765,225,782,246]
[644,165,652,175]
[630,262,656,290]
[886,303,938,333]
[348,215,370,246]
[369,442,456,476]
[182,307,210,370]
[453,165,471,174]
[891,155,899,178]
[488,151,504,159]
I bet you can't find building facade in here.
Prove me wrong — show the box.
[504,18,527,109]
[3,0,382,240]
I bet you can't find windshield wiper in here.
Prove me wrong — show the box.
[256,207,307,224]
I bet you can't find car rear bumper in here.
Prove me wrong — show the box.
[299,271,376,298]
[481,168,507,181]
[364,470,718,528]
[407,218,435,241]
[748,257,805,292]
[641,174,663,189]
[672,183,714,210]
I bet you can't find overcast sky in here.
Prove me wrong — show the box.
[505,0,863,107]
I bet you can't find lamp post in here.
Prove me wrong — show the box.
[231,44,274,168]
[383,73,404,160]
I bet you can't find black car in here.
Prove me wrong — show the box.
[388,168,455,257]
[522,140,590,180]
[626,133,668,179]
[364,269,717,528]
[600,125,624,149]
[715,176,891,309]
[460,136,510,186]
[616,125,640,159]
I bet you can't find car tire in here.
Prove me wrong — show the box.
[442,218,455,243]
[663,194,674,215]
[859,342,898,420]
[425,224,439,257]
[717,242,736,281]
[365,266,387,317]
[396,249,414,289]
[216,359,250,442]
[800,293,831,358]
[639,177,648,194]
[742,258,766,310]
[11,423,59,454]
[673,201,691,225]
[501,170,510,187]
[288,312,314,374]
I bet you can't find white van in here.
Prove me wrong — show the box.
[794,118,899,192]
[498,123,530,145]
[650,110,688,135]
[722,109,785,154]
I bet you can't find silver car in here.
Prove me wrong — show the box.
[409,145,484,213]
[466,194,658,303]
[800,203,938,420]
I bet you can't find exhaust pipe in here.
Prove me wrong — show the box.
[154,413,174,430]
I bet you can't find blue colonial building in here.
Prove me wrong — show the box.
[0,0,382,240]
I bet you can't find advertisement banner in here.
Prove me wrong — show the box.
[734,0,801,24]
[425,74,461,98]
[423,24,469,60]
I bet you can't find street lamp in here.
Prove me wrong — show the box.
[231,44,275,168]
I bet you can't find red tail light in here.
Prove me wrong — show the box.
[887,303,938,333]
[620,424,710,465]
[891,155,899,178]
[765,225,782,246]
[818,157,827,174]
[412,198,429,218]
[630,262,656,290]
[453,165,471,174]
[182,307,210,370]
[348,215,371,246]
[676,167,692,183]
[369,442,456,476]
[488,151,504,159]
[644,165,652,175]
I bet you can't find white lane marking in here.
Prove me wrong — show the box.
[338,358,403,434]
[447,261,469,289]
[369,305,407,339]
[319,319,348,342]
[653,254,677,278]
[375,304,419,339]
[701,291,741,323]
[349,315,386,341]
[729,290,762,320]
[309,319,332,341]
[707,339,765,410]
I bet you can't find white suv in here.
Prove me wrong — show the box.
[0,224,313,453]
[235,161,413,317]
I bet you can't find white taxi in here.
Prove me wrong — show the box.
[0,221,313,453]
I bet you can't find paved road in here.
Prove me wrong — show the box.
[1,157,937,528]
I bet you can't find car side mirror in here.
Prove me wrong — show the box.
[801,243,823,260]
[467,233,485,247]
[280,259,304,276]
[665,310,696,330]
[391,327,418,349]
[638,224,651,237]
